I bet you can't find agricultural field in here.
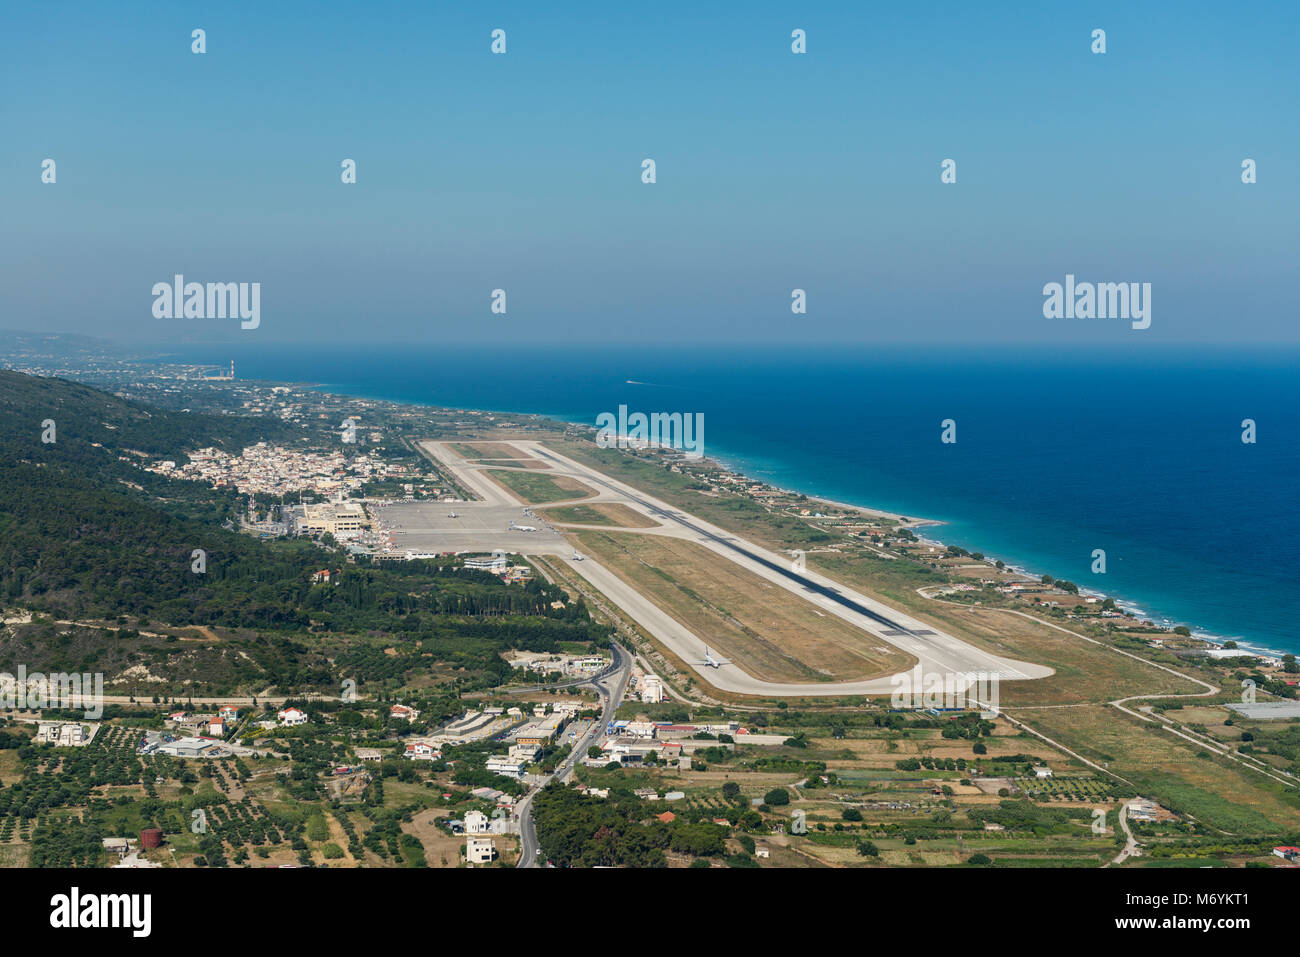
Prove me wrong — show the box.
[562,701,1300,869]
[0,701,547,869]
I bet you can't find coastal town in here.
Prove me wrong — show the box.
[0,339,1297,877]
[1,1,1287,941]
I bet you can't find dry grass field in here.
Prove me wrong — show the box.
[447,441,538,462]
[486,469,597,504]
[1014,703,1300,834]
[574,530,915,683]
[539,503,658,528]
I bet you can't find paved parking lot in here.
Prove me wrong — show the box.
[381,500,568,556]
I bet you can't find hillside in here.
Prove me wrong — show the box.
[0,371,610,696]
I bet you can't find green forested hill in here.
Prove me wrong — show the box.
[0,368,295,462]
[0,371,609,694]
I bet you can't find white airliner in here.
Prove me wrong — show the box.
[571,551,585,562]
[692,646,728,669]
[509,521,538,532]
[447,511,459,519]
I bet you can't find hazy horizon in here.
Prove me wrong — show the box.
[3,0,1297,347]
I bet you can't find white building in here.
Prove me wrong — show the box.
[36,722,87,747]
[155,737,225,758]
[289,500,370,537]
[404,742,440,761]
[466,836,496,864]
[509,743,541,763]
[486,756,526,778]
[390,704,421,722]
[277,707,308,727]
[570,656,606,675]
[625,721,657,739]
[463,556,507,572]
[640,675,664,703]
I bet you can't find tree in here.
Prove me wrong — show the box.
[856,840,879,857]
[968,852,992,865]
[764,788,790,807]
[842,808,862,822]
[722,781,740,802]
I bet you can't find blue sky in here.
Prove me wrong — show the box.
[2,1,1296,345]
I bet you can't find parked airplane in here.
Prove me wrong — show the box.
[571,551,584,561]
[509,521,538,532]
[447,511,459,518]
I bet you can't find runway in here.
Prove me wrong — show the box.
[399,439,1053,697]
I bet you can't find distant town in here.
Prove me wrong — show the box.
[1,334,1298,874]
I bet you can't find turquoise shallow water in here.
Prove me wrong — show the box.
[173,342,1300,656]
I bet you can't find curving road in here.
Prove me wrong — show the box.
[517,642,630,868]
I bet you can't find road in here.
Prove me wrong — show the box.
[1110,800,1140,866]
[517,641,630,868]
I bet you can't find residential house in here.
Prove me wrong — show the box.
[466,836,496,864]
[403,742,440,761]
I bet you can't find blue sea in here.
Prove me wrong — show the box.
[170,342,1300,657]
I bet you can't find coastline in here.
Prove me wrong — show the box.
[229,376,1281,662]
[703,454,945,528]
[564,422,1275,663]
